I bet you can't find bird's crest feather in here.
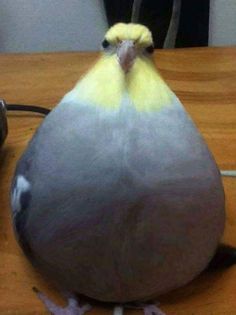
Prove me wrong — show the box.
[105,23,153,48]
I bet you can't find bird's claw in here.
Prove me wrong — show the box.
[143,304,166,315]
[33,287,92,315]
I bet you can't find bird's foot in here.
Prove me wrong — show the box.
[33,287,92,315]
[123,302,166,315]
[143,304,166,315]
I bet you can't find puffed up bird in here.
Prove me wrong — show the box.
[11,23,225,315]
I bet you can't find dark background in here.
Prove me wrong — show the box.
[103,0,210,48]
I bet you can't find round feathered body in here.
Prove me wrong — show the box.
[11,24,225,303]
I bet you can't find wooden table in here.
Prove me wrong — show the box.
[0,47,236,315]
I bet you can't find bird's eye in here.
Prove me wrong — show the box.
[146,45,154,54]
[102,39,110,49]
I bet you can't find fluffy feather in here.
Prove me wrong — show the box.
[105,23,153,47]
[68,54,172,111]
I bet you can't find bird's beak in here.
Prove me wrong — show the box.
[117,40,137,73]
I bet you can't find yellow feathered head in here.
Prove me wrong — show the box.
[102,23,154,73]
[73,23,172,111]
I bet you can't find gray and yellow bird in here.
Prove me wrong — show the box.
[11,23,225,315]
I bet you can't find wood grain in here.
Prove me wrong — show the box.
[0,47,236,315]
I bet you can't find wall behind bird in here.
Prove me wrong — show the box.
[0,0,108,53]
[209,0,236,46]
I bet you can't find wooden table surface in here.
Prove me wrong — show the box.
[0,47,236,315]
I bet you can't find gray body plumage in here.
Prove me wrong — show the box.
[11,95,225,302]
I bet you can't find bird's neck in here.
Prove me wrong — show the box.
[70,54,173,112]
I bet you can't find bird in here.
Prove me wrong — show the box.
[11,23,225,315]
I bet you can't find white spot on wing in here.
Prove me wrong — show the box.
[11,175,30,216]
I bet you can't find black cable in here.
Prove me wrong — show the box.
[6,104,51,116]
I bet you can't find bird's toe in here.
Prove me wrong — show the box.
[143,304,166,315]
[33,287,92,315]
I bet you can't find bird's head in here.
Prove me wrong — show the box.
[102,23,154,73]
[70,23,173,111]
